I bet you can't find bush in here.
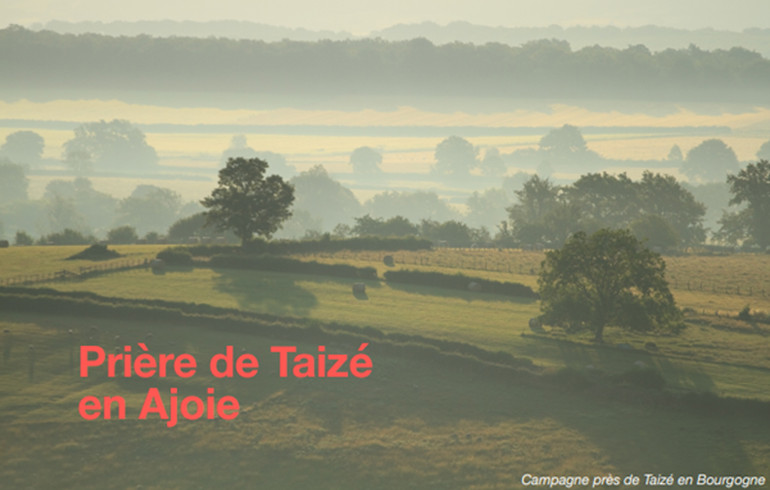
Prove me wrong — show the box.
[107,226,138,244]
[66,244,122,261]
[383,269,537,298]
[39,229,95,245]
[209,254,378,279]
[738,304,752,322]
[14,230,34,246]
[156,248,194,266]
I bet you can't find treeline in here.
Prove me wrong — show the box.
[157,244,537,300]
[2,25,769,101]
[208,254,377,280]
[383,269,537,299]
[31,21,770,58]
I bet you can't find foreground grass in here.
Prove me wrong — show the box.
[1,313,768,489]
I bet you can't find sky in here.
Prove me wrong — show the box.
[3,0,770,33]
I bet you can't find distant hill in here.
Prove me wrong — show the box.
[371,22,770,57]
[29,20,770,56]
[3,25,769,105]
[32,20,354,42]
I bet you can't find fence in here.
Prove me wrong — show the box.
[0,259,148,287]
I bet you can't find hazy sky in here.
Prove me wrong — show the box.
[4,0,770,33]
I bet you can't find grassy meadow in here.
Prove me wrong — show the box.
[1,312,769,489]
[2,244,770,488]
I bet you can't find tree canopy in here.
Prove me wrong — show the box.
[352,215,418,237]
[202,157,295,245]
[538,124,587,155]
[506,172,705,249]
[289,165,362,231]
[432,136,478,178]
[0,160,29,205]
[538,229,682,342]
[350,146,383,175]
[0,131,44,166]
[716,160,770,249]
[681,139,739,183]
[63,119,158,173]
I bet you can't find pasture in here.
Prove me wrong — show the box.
[2,244,770,488]
[10,246,769,401]
[1,311,769,489]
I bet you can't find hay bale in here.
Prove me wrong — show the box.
[352,282,366,294]
[383,255,395,267]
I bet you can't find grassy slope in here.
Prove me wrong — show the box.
[37,265,770,400]
[299,249,770,315]
[0,245,166,279]
[1,313,768,489]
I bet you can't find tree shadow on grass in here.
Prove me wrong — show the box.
[549,336,719,393]
[212,269,319,317]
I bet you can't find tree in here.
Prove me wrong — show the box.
[201,157,294,245]
[630,214,679,250]
[44,178,118,235]
[432,136,478,177]
[506,175,570,247]
[220,136,294,177]
[0,160,29,205]
[637,172,705,246]
[465,188,511,229]
[62,119,158,172]
[716,160,770,249]
[0,131,44,166]
[107,226,138,244]
[681,139,739,183]
[289,165,362,231]
[667,144,683,162]
[420,219,474,247]
[539,124,587,154]
[39,228,95,246]
[350,146,383,175]
[365,190,458,223]
[479,147,506,177]
[757,139,770,161]
[538,229,681,342]
[14,230,34,246]
[116,185,181,236]
[168,213,207,242]
[352,215,418,237]
[566,172,638,229]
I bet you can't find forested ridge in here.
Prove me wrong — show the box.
[2,25,769,102]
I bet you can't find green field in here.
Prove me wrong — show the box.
[2,312,769,489]
[1,245,770,488]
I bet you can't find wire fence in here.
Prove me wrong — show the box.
[0,259,148,287]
